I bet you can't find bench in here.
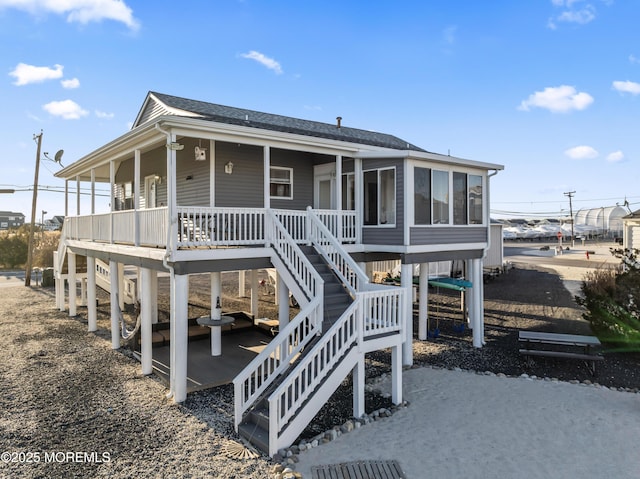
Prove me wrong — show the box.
[518,331,603,375]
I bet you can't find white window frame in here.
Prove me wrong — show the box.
[270,166,293,200]
[363,166,396,228]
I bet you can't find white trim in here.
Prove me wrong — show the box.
[210,139,216,207]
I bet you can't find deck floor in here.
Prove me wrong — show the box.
[144,328,274,392]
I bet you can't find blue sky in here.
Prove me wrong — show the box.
[1,0,638,221]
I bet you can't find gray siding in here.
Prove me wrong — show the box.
[176,138,210,206]
[270,148,314,210]
[361,158,404,246]
[215,142,264,208]
[410,226,487,245]
[137,97,170,126]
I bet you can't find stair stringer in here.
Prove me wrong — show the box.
[269,346,360,456]
[269,251,312,310]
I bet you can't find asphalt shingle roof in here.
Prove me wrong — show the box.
[150,91,426,152]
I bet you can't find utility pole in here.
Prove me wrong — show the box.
[564,191,576,246]
[25,131,43,287]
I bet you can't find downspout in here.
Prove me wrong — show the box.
[479,168,500,345]
[483,169,500,258]
[155,122,177,399]
[155,122,176,272]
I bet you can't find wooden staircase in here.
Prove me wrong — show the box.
[237,244,354,452]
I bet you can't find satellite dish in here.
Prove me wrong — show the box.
[54,149,64,166]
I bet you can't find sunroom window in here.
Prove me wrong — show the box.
[453,172,467,225]
[432,170,449,224]
[363,167,395,226]
[414,167,431,225]
[270,166,293,199]
[469,175,483,224]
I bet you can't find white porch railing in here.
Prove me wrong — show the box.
[61,206,355,250]
[313,209,357,243]
[361,287,404,337]
[177,207,265,247]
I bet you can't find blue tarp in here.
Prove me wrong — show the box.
[433,277,473,289]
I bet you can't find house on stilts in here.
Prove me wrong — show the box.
[53,91,503,456]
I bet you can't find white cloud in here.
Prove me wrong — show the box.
[548,1,602,29]
[61,77,80,89]
[606,150,625,163]
[518,85,594,113]
[95,110,114,119]
[9,63,63,85]
[612,80,640,95]
[629,54,640,64]
[565,145,598,159]
[0,0,139,30]
[42,99,88,120]
[240,51,283,74]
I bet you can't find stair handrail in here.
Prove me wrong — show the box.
[267,298,361,453]
[233,210,325,431]
[306,207,369,294]
[233,295,322,430]
[267,209,323,300]
[54,218,70,278]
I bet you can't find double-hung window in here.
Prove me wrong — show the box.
[270,166,293,199]
[363,167,395,226]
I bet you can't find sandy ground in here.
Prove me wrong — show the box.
[294,240,640,478]
[295,366,640,479]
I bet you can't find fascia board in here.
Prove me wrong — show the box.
[55,122,164,180]
[356,149,504,171]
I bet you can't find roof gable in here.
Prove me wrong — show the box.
[134,91,426,152]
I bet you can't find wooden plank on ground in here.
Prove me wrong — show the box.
[311,460,406,479]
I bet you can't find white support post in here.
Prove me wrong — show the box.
[109,260,120,350]
[401,263,413,366]
[418,263,428,341]
[150,269,158,324]
[117,262,125,311]
[352,356,365,418]
[238,270,246,297]
[56,270,65,311]
[263,146,270,209]
[87,256,97,332]
[250,269,259,318]
[472,258,483,348]
[140,268,153,376]
[391,344,402,404]
[68,252,77,317]
[134,149,140,247]
[467,260,475,329]
[80,278,87,306]
[277,271,290,328]
[170,272,189,403]
[478,257,486,345]
[211,272,222,320]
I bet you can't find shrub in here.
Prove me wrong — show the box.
[577,247,640,351]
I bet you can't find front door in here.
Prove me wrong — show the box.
[313,164,335,209]
[144,175,157,209]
